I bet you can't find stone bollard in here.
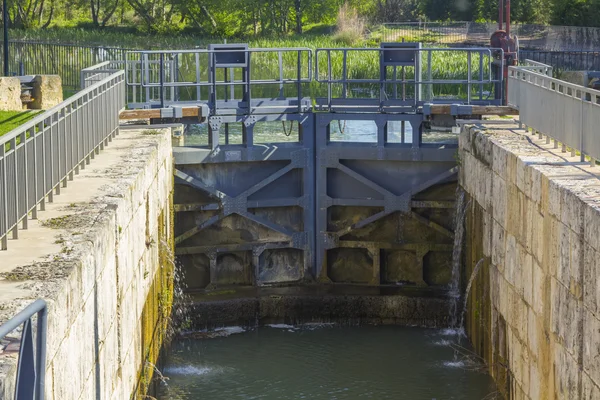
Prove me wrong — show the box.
[30,75,63,110]
[0,77,23,111]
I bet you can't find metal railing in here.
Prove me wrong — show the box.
[125,48,312,113]
[508,62,600,165]
[80,60,125,89]
[520,59,553,76]
[0,70,125,249]
[0,40,128,91]
[0,299,47,400]
[314,47,504,111]
[519,49,600,73]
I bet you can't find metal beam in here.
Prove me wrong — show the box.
[243,212,296,238]
[174,214,223,245]
[410,200,455,209]
[410,211,454,238]
[176,240,290,255]
[336,163,395,198]
[174,169,227,200]
[174,203,220,212]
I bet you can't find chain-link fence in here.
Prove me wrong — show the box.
[379,22,600,51]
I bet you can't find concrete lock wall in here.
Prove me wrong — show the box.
[0,128,174,400]
[459,123,600,399]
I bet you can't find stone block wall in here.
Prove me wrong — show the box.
[460,123,600,399]
[0,129,174,400]
[0,77,22,111]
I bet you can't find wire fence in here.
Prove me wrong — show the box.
[379,22,600,51]
[0,41,128,92]
[1,27,600,95]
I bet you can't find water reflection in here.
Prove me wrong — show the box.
[178,120,457,147]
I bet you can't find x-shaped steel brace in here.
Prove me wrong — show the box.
[174,153,309,247]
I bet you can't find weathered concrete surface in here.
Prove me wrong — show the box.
[30,75,63,110]
[0,128,174,400]
[186,285,452,330]
[0,77,22,111]
[460,121,600,399]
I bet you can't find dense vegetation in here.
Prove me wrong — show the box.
[2,0,600,39]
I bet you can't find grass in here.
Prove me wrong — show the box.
[8,27,497,102]
[0,110,41,136]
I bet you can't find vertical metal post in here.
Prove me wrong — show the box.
[159,53,165,108]
[297,50,302,113]
[427,51,432,101]
[3,0,8,76]
[35,306,47,400]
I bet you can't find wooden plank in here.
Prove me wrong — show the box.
[119,107,201,120]
[429,105,519,115]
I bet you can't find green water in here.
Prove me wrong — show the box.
[156,325,495,400]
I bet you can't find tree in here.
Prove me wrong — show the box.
[90,0,120,27]
[10,0,55,28]
[126,0,175,31]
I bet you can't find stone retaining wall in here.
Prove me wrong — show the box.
[0,128,174,400]
[460,122,600,399]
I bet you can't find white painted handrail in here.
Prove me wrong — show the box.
[508,64,600,165]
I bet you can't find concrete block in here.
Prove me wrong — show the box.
[531,208,545,265]
[530,167,543,205]
[516,158,532,199]
[569,229,583,299]
[583,244,600,315]
[557,223,571,287]
[582,371,600,400]
[584,205,600,252]
[548,179,562,219]
[31,75,63,110]
[505,234,518,287]
[561,188,584,235]
[528,307,540,361]
[98,322,120,399]
[554,343,581,399]
[0,77,22,111]
[506,152,518,186]
[523,252,533,307]
[493,175,508,227]
[583,309,600,385]
[551,278,565,338]
[492,219,506,271]
[532,260,545,315]
[507,184,523,242]
[530,361,541,400]
[544,217,560,278]
[482,210,492,258]
[96,263,118,343]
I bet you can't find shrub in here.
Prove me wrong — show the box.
[333,3,365,46]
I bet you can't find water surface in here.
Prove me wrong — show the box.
[157,325,495,400]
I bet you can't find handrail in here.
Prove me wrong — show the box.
[0,70,125,249]
[80,61,124,89]
[314,47,504,108]
[520,59,553,76]
[125,47,313,111]
[508,63,600,165]
[0,299,48,400]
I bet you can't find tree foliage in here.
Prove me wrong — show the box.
[2,0,600,33]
